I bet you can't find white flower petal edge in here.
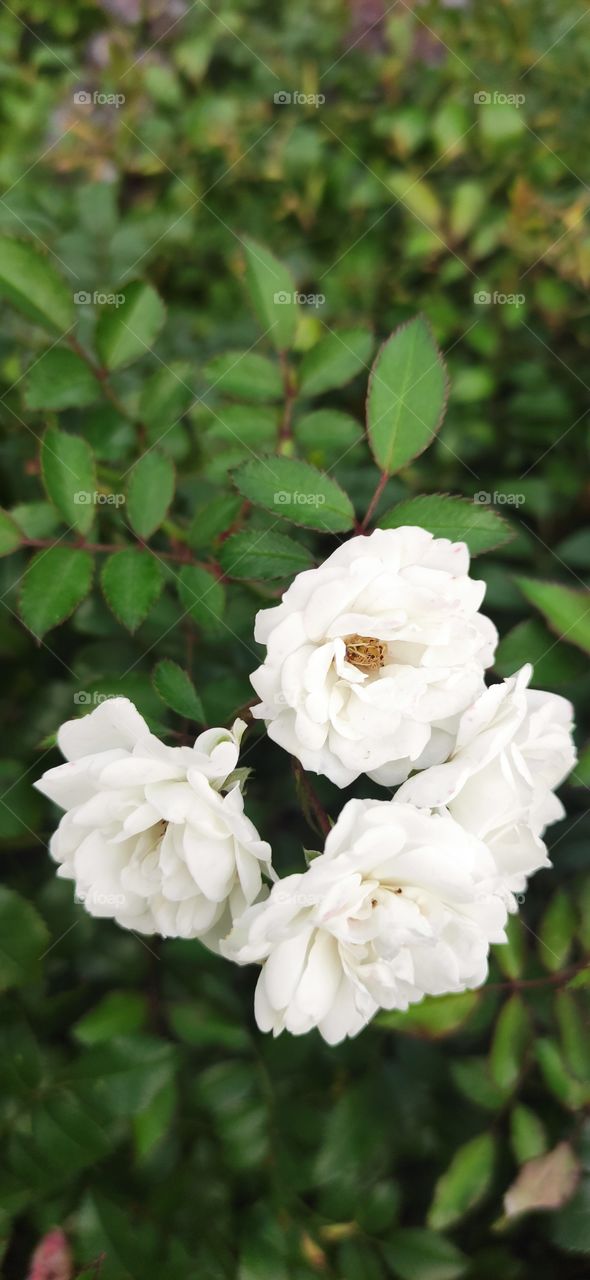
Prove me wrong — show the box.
[396,664,576,893]
[35,697,273,948]
[222,798,509,1045]
[250,526,498,788]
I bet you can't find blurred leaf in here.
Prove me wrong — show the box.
[203,350,283,401]
[495,618,587,687]
[177,564,226,634]
[550,1177,590,1253]
[73,991,148,1045]
[126,450,175,539]
[152,659,205,721]
[382,1228,467,1280]
[504,1142,580,1219]
[451,1057,507,1111]
[510,1105,547,1164]
[367,317,448,475]
[96,281,166,370]
[0,888,49,990]
[536,1039,590,1110]
[490,995,531,1092]
[133,1080,177,1160]
[20,547,93,637]
[188,492,243,548]
[25,346,99,410]
[428,1133,495,1230]
[555,990,590,1081]
[492,915,526,979]
[138,363,193,432]
[218,529,314,579]
[0,509,22,557]
[233,456,355,532]
[294,409,363,463]
[101,549,163,632]
[67,1035,177,1118]
[517,578,590,656]
[41,426,96,535]
[243,239,297,352]
[0,238,74,333]
[538,890,576,972]
[299,327,373,396]
[379,493,512,554]
[376,991,479,1038]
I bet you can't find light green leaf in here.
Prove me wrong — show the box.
[24,347,99,410]
[382,1229,467,1280]
[138,362,193,432]
[96,280,166,370]
[177,564,226,635]
[294,409,363,464]
[0,509,22,557]
[450,1058,507,1111]
[490,995,531,1092]
[243,238,298,352]
[73,992,148,1046]
[572,742,590,788]
[510,1104,547,1164]
[0,888,49,990]
[152,659,205,721]
[233,456,355,532]
[517,577,590,656]
[492,914,526,980]
[218,530,314,579]
[126,450,175,539]
[101,549,163,632]
[379,493,513,555]
[555,990,590,1081]
[428,1133,495,1230]
[20,547,93,637]
[367,316,449,475]
[41,426,97,535]
[0,237,74,333]
[536,1039,590,1110]
[299,327,374,396]
[203,350,283,401]
[376,990,480,1038]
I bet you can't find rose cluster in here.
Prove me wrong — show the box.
[37,528,576,1045]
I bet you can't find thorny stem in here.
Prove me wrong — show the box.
[278,351,297,446]
[21,535,220,573]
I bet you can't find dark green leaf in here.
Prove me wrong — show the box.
[126,450,175,539]
[517,578,590,656]
[20,547,93,636]
[382,1229,467,1280]
[177,564,226,635]
[367,316,449,475]
[379,493,513,554]
[41,426,97,535]
[0,509,22,557]
[0,888,49,990]
[218,529,314,579]
[101,548,163,632]
[233,456,355,532]
[25,347,99,410]
[152,659,205,721]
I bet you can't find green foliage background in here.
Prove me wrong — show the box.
[0,1,589,1276]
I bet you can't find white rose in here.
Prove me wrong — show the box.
[250,527,497,787]
[223,798,508,1044]
[35,697,273,947]
[397,664,576,893]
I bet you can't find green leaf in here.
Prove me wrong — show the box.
[96,280,166,370]
[0,888,49,990]
[495,618,587,687]
[177,564,226,635]
[0,237,74,333]
[188,492,243,548]
[517,577,590,656]
[138,362,193,432]
[428,1133,495,1230]
[133,1080,177,1160]
[382,1229,467,1280]
[492,914,526,979]
[510,1104,547,1163]
[379,493,513,555]
[538,889,576,972]
[555,990,590,1081]
[367,316,449,475]
[536,1039,590,1110]
[572,742,590,788]
[0,509,22,557]
[243,238,298,351]
[11,501,60,539]
[126,450,175,539]
[376,991,480,1038]
[24,347,99,410]
[233,456,355,532]
[20,547,93,637]
[218,530,314,579]
[41,426,97,535]
[490,995,531,1092]
[101,549,163,632]
[299,327,374,396]
[67,1034,177,1118]
[550,1177,590,1253]
[294,409,364,464]
[73,992,148,1046]
[203,350,283,401]
[152,659,205,721]
[451,1058,507,1111]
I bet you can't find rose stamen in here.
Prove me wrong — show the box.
[344,634,386,672]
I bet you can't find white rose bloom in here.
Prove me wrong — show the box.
[223,798,508,1044]
[35,697,272,947]
[397,664,576,893]
[250,527,497,787]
